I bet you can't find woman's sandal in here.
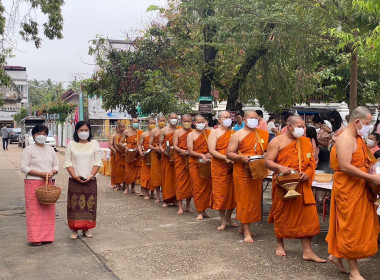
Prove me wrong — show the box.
[70,231,78,240]
[82,230,93,238]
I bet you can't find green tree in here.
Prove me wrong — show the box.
[0,0,64,87]
[13,107,28,123]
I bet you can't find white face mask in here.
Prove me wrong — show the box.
[366,139,375,147]
[196,123,206,131]
[78,131,90,140]
[246,118,258,129]
[291,126,304,138]
[222,119,232,128]
[170,119,178,125]
[34,135,46,144]
[357,120,371,137]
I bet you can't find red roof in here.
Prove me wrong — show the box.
[61,89,78,101]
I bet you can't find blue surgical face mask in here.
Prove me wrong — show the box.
[132,123,139,129]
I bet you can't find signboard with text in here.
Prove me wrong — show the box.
[198,103,213,114]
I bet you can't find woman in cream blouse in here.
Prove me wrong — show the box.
[21,125,59,246]
[63,121,103,240]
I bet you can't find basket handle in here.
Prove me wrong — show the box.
[45,173,51,191]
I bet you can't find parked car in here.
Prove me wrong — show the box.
[25,130,57,150]
[18,116,46,148]
[9,128,21,144]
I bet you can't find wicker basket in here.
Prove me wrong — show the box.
[314,173,333,183]
[36,174,62,205]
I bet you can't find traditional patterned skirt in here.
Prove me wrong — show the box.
[24,179,56,243]
[67,178,97,231]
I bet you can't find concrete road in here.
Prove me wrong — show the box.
[1,143,379,280]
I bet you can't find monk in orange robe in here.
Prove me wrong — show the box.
[326,106,380,280]
[149,115,167,203]
[159,113,179,207]
[187,115,212,220]
[209,111,237,230]
[138,118,156,200]
[108,127,117,189]
[173,114,194,214]
[113,122,126,190]
[265,115,325,263]
[227,110,268,243]
[118,118,143,195]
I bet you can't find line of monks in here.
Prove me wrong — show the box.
[108,107,380,280]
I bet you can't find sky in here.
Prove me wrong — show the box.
[5,0,160,85]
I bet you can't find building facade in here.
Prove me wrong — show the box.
[4,66,28,108]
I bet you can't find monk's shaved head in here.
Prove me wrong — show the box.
[195,114,205,121]
[244,110,258,119]
[288,115,304,125]
[218,111,230,119]
[132,118,138,123]
[157,114,166,121]
[169,112,178,119]
[349,106,371,122]
[182,114,192,121]
[118,122,125,128]
[148,118,156,124]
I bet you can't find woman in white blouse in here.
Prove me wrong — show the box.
[63,121,103,240]
[20,125,59,246]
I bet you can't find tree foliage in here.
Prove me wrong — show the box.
[86,0,379,114]
[0,0,64,87]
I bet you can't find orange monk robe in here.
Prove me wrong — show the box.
[114,135,126,184]
[211,130,236,210]
[124,130,143,185]
[150,135,162,188]
[326,137,379,259]
[189,130,212,212]
[140,135,152,191]
[110,152,116,185]
[233,129,268,223]
[161,132,177,203]
[174,130,193,200]
[268,137,320,239]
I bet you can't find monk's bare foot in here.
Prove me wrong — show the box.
[150,195,156,199]
[162,203,168,208]
[185,209,194,213]
[349,272,365,280]
[139,192,144,197]
[276,240,287,256]
[217,224,226,231]
[123,189,129,195]
[244,234,254,244]
[202,212,211,218]
[144,196,150,200]
[177,209,184,215]
[227,220,238,227]
[303,251,326,263]
[155,199,160,204]
[239,229,256,237]
[196,214,203,220]
[328,255,349,274]
[131,189,137,194]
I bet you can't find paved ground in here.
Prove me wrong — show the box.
[1,143,379,280]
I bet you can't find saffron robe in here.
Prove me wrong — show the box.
[140,135,152,190]
[189,130,212,212]
[326,137,379,259]
[174,130,193,200]
[114,135,126,184]
[150,134,162,188]
[210,130,236,210]
[124,130,143,184]
[110,152,116,185]
[233,129,268,224]
[161,132,177,203]
[268,137,320,239]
